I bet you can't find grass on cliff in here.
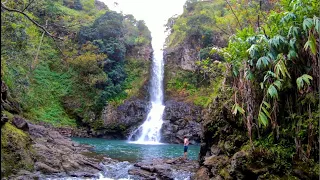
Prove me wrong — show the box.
[22,63,77,127]
[109,58,150,106]
[165,62,226,107]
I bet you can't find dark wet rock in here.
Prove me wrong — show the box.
[35,162,60,174]
[128,169,156,180]
[161,100,202,144]
[4,120,105,179]
[203,155,229,167]
[1,81,21,113]
[8,170,42,180]
[1,113,9,127]
[99,99,150,139]
[210,146,222,156]
[68,171,100,178]
[228,151,252,179]
[129,157,199,180]
[12,116,29,131]
[194,167,210,180]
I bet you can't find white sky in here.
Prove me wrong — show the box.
[99,0,186,59]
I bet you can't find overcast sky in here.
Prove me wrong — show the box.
[99,0,186,59]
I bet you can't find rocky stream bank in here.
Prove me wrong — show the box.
[1,113,200,180]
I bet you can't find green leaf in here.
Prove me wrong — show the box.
[260,82,264,89]
[263,71,276,83]
[281,12,296,23]
[267,71,276,78]
[296,74,313,90]
[245,70,254,80]
[288,49,298,60]
[267,52,276,60]
[302,74,313,85]
[232,103,245,115]
[288,26,299,38]
[304,34,317,55]
[263,101,271,109]
[289,38,296,49]
[275,58,291,78]
[256,56,270,69]
[259,111,268,126]
[314,16,320,34]
[261,106,271,119]
[303,18,313,31]
[247,44,259,58]
[296,77,304,90]
[268,84,278,99]
[273,80,282,89]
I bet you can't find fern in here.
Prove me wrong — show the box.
[256,56,270,69]
[303,18,313,31]
[296,74,313,90]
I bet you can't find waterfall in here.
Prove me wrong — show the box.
[128,48,165,144]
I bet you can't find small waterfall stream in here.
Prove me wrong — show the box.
[128,48,165,143]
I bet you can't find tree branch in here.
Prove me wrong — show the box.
[1,2,63,40]
[22,0,35,12]
[225,0,243,30]
[32,20,47,70]
[214,23,232,36]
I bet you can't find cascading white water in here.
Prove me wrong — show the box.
[128,47,165,144]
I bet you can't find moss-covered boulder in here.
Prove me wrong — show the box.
[1,122,35,178]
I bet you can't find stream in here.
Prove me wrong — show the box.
[69,138,200,180]
[72,138,200,162]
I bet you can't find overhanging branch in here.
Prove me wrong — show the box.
[1,2,63,40]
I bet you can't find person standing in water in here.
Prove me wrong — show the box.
[183,136,189,159]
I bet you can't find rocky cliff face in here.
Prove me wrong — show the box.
[162,100,202,144]
[163,36,201,71]
[99,99,150,139]
[126,44,153,61]
[98,99,203,144]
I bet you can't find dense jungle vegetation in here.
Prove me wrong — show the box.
[1,0,152,127]
[1,0,319,178]
[165,0,319,177]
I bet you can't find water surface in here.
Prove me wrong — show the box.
[71,138,200,162]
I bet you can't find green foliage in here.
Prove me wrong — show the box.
[166,0,319,173]
[232,103,245,115]
[23,63,76,127]
[258,101,271,127]
[296,74,313,91]
[2,0,152,128]
[219,0,319,130]
[166,62,225,107]
[122,59,150,98]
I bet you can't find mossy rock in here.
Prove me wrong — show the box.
[203,155,229,167]
[219,167,232,180]
[1,123,35,178]
[2,111,14,122]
